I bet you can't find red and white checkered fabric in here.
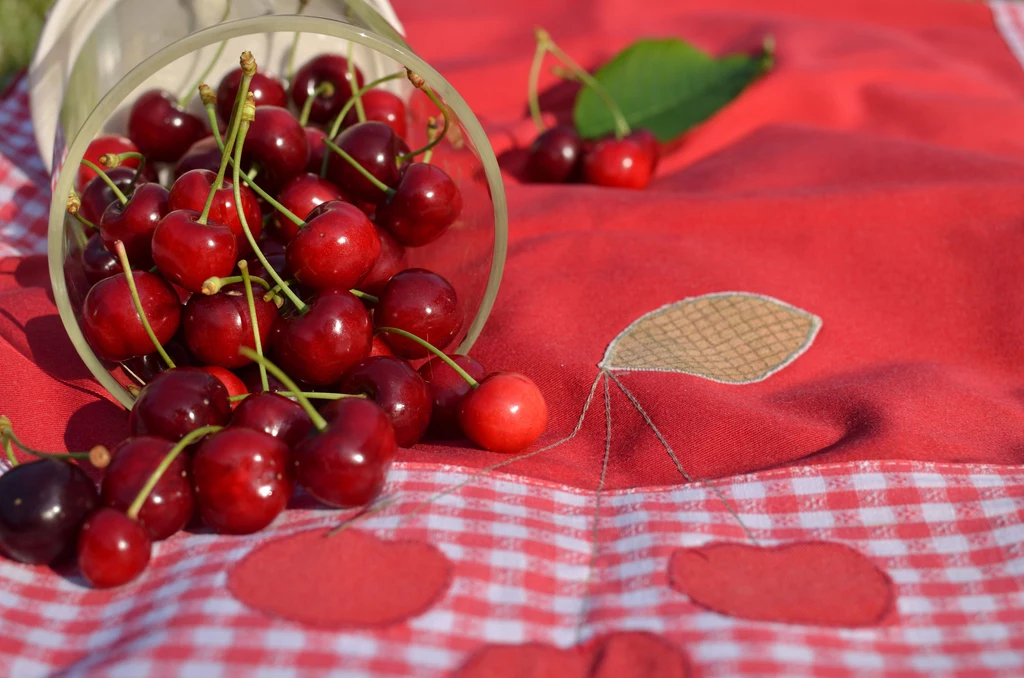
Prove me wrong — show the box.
[0,76,49,259]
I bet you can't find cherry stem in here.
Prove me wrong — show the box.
[66,193,96,231]
[238,260,269,392]
[80,160,128,205]
[349,289,378,303]
[202,274,270,295]
[3,437,16,467]
[374,327,479,388]
[263,278,295,302]
[298,81,335,127]
[286,0,311,81]
[100,151,147,185]
[113,241,176,370]
[177,1,233,108]
[320,71,406,178]
[126,425,222,520]
[322,138,396,197]
[398,78,449,161]
[239,348,328,431]
[0,416,108,467]
[229,391,366,402]
[204,101,223,148]
[422,118,439,164]
[536,28,630,138]
[199,65,254,225]
[348,41,366,123]
[527,38,548,132]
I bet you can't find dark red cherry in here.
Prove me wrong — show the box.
[419,354,487,437]
[175,136,222,178]
[81,232,121,285]
[293,398,396,507]
[242,105,309,192]
[201,366,248,405]
[459,372,548,454]
[81,270,181,363]
[359,226,407,296]
[79,167,139,225]
[230,392,312,448]
[290,54,365,125]
[326,121,401,202]
[304,126,329,174]
[101,437,193,541]
[129,367,232,441]
[337,357,431,447]
[216,69,288,124]
[273,172,347,242]
[627,129,660,170]
[370,334,395,357]
[99,182,170,269]
[342,89,408,138]
[127,89,205,163]
[77,508,152,588]
[192,428,292,534]
[183,284,278,368]
[77,134,141,193]
[168,169,263,251]
[582,137,653,190]
[270,291,372,385]
[285,201,380,290]
[0,459,98,565]
[525,125,582,183]
[375,269,461,359]
[121,334,193,384]
[244,237,290,281]
[152,210,238,293]
[376,163,462,246]
[236,364,287,394]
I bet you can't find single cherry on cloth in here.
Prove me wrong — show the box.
[151,209,238,293]
[337,356,432,447]
[192,428,293,535]
[326,121,402,203]
[81,269,181,363]
[291,54,365,125]
[526,125,583,184]
[216,69,288,124]
[359,226,408,297]
[81,233,121,285]
[459,372,548,454]
[101,437,193,541]
[79,167,139,225]
[241,105,309,192]
[294,398,396,507]
[0,459,99,565]
[270,291,372,386]
[77,508,152,588]
[375,269,462,359]
[127,89,205,162]
[175,136,223,178]
[129,367,232,441]
[273,173,347,242]
[183,284,278,368]
[77,135,141,193]
[342,89,408,138]
[419,354,486,437]
[230,392,313,449]
[376,163,462,247]
[168,169,263,250]
[286,201,380,290]
[99,182,170,269]
[582,137,653,190]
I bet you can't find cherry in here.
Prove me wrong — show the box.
[79,167,139,225]
[293,398,395,507]
[230,392,313,448]
[201,366,248,405]
[168,169,263,250]
[0,459,98,565]
[342,89,408,138]
[81,270,181,363]
[582,137,653,190]
[273,172,347,242]
[175,136,223,178]
[326,121,401,202]
[245,237,289,281]
[151,210,238,293]
[121,334,193,384]
[525,125,582,183]
[127,89,205,163]
[237,363,287,394]
[628,129,660,171]
[100,437,193,541]
[129,367,232,441]
[304,126,329,174]
[99,182,170,269]
[183,284,278,368]
[237,105,308,193]
[286,201,380,290]
[291,54,365,125]
[216,69,288,124]
[376,163,462,246]
[337,356,432,447]
[370,334,395,357]
[77,135,141,193]
[459,373,547,453]
[375,269,462,359]
[77,508,152,588]
[192,428,292,534]
[270,291,372,385]
[419,354,486,437]
[81,232,121,285]
[359,226,408,296]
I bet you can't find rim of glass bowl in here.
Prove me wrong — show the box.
[47,13,508,410]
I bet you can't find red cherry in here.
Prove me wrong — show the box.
[242,106,309,191]
[370,334,395,357]
[244,237,289,281]
[459,373,547,453]
[627,129,660,170]
[419,354,486,437]
[129,367,232,441]
[293,398,396,507]
[273,172,347,241]
[168,169,263,251]
[77,135,141,193]
[375,269,461,359]
[81,270,181,363]
[151,210,238,293]
[270,291,372,386]
[236,365,287,395]
[342,89,408,138]
[81,232,121,285]
[175,136,222,178]
[121,334,193,384]
[99,182,170,269]
[230,392,313,448]
[582,138,653,189]
[101,437,193,540]
[77,508,152,588]
[290,54,365,125]
[192,428,292,534]
[337,356,432,447]
[326,121,401,202]
[200,366,248,406]
[285,201,380,290]
[359,226,408,296]
[304,126,329,174]
[183,284,278,368]
[376,163,462,246]
[216,69,288,123]
[127,89,205,163]
[79,167,139,225]
[525,125,582,183]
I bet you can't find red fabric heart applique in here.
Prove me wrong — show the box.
[668,541,893,626]
[455,631,691,678]
[228,527,453,628]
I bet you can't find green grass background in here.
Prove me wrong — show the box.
[0,0,53,91]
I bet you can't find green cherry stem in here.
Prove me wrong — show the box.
[66,193,96,231]
[374,327,479,388]
[422,118,439,164]
[201,84,224,148]
[298,81,335,126]
[322,138,396,197]
[527,36,548,132]
[229,391,366,402]
[239,348,328,431]
[348,41,366,123]
[177,0,233,108]
[286,0,311,81]
[239,260,269,392]
[349,289,378,303]
[320,71,406,178]
[398,74,449,161]
[126,425,222,520]
[80,160,128,205]
[99,151,148,185]
[113,241,176,369]
[0,416,110,468]
[3,436,16,467]
[202,274,271,295]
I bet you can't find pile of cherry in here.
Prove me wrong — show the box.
[0,50,546,589]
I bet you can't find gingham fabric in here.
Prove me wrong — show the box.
[0,76,48,259]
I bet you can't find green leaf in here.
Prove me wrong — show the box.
[573,38,772,142]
